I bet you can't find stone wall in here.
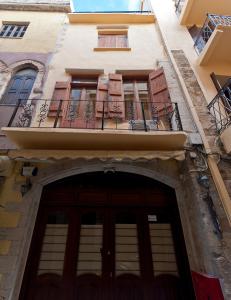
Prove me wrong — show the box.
[172,49,231,299]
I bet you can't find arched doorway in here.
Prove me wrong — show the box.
[19,172,195,300]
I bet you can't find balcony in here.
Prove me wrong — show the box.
[175,0,231,26]
[208,79,231,153]
[1,99,186,151]
[194,14,231,65]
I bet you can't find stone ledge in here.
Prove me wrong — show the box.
[0,3,70,12]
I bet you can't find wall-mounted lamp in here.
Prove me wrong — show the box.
[21,166,38,177]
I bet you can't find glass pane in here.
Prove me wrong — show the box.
[115,212,140,276]
[149,223,178,277]
[77,212,103,276]
[71,88,81,100]
[86,89,96,101]
[37,212,68,276]
[123,82,134,91]
[16,69,37,76]
[137,81,148,91]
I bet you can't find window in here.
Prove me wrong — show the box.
[71,77,98,103]
[95,28,130,51]
[98,33,128,48]
[1,68,37,105]
[0,23,28,38]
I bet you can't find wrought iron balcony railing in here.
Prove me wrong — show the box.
[3,99,183,132]
[208,79,231,133]
[194,14,231,53]
[175,0,185,16]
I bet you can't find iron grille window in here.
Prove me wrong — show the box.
[0,24,28,38]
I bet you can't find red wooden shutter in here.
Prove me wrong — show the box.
[149,67,172,116]
[116,35,127,48]
[96,81,108,118]
[48,81,70,117]
[108,73,125,119]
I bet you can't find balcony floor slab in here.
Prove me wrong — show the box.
[2,127,187,151]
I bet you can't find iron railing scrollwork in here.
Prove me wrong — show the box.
[6,98,183,132]
[208,79,231,133]
[194,14,231,53]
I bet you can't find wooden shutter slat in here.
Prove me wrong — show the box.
[149,67,172,115]
[48,81,70,117]
[108,73,125,119]
[96,81,108,118]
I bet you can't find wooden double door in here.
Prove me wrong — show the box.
[20,174,195,300]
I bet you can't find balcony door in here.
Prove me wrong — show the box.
[20,173,195,300]
[61,78,97,129]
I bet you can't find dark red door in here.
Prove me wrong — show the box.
[20,173,195,300]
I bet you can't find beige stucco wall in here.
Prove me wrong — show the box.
[43,21,167,97]
[151,0,231,103]
[0,10,65,53]
[180,0,231,26]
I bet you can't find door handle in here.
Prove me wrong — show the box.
[100,248,111,256]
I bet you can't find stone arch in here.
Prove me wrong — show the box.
[0,59,8,71]
[1,59,46,101]
[11,160,198,300]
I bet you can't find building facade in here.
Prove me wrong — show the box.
[0,0,230,299]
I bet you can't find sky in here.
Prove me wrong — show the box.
[72,0,141,12]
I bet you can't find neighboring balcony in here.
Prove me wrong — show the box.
[193,14,231,65]
[208,79,231,154]
[175,0,231,26]
[1,99,186,151]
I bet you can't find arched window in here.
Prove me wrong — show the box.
[1,68,37,105]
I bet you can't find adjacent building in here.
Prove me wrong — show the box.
[0,0,230,299]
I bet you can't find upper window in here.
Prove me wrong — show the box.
[0,23,28,38]
[98,32,128,48]
[95,28,130,51]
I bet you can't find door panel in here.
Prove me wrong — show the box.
[149,223,178,277]
[26,210,70,300]
[75,211,103,300]
[114,211,144,300]
[76,212,103,276]
[115,213,140,277]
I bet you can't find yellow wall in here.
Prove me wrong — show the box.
[180,0,231,26]
[0,10,65,53]
[151,0,231,103]
[43,21,167,97]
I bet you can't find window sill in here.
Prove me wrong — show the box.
[94,47,131,51]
